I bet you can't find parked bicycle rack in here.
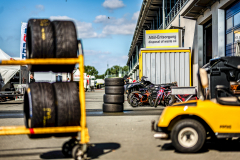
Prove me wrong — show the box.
[0,40,90,159]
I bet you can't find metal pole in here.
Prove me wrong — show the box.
[132,55,134,69]
[143,29,146,47]
[170,0,171,10]
[159,7,161,28]
[153,18,155,30]
[19,67,21,84]
[136,45,139,63]
[163,0,165,29]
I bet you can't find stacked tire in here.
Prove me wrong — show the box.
[26,19,77,72]
[24,82,80,138]
[24,18,80,138]
[103,78,124,112]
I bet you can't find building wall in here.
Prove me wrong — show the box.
[128,0,238,87]
[165,0,236,87]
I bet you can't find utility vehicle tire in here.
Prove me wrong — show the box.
[53,82,80,127]
[103,94,124,104]
[24,83,55,128]
[52,21,77,72]
[105,78,124,86]
[171,119,206,153]
[102,103,123,112]
[105,86,124,95]
[26,19,54,72]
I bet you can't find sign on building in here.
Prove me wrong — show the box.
[145,29,181,48]
[20,22,27,59]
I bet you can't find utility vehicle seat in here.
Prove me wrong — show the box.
[215,85,240,105]
[198,68,240,105]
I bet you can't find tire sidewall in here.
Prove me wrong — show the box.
[171,120,206,153]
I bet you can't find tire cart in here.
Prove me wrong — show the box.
[0,40,90,159]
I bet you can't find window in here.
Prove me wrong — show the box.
[227,17,233,30]
[234,12,240,26]
[227,32,233,44]
[226,1,240,56]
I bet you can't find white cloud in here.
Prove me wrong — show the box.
[132,11,140,21]
[94,12,138,35]
[31,4,45,15]
[102,0,125,10]
[94,15,108,23]
[94,15,125,25]
[85,50,111,55]
[102,23,136,35]
[36,5,44,11]
[49,10,139,39]
[49,16,99,39]
[84,52,128,74]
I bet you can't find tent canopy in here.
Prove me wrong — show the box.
[0,49,20,88]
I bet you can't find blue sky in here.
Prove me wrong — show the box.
[0,0,142,74]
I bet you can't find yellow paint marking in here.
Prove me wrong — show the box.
[41,28,45,40]
[146,29,179,34]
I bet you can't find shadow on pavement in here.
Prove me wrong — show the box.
[0,147,59,152]
[0,152,45,158]
[40,142,121,159]
[159,139,240,153]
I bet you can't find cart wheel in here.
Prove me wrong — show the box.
[62,139,79,157]
[72,144,88,160]
[171,119,206,153]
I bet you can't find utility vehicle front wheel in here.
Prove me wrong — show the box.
[171,119,206,153]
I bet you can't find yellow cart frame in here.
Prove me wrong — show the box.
[0,41,89,151]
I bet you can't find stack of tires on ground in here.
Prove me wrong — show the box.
[103,78,124,112]
[23,18,80,144]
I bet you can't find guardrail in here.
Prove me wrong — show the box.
[159,0,190,29]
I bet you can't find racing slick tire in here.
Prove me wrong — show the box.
[26,19,54,72]
[105,78,124,86]
[52,21,77,72]
[53,82,80,127]
[24,82,55,128]
[102,103,123,112]
[103,94,124,104]
[105,86,124,95]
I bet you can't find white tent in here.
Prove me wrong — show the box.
[0,49,20,88]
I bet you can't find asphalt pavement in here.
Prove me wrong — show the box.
[0,90,240,160]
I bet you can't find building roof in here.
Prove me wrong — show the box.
[127,0,163,64]
[181,0,220,19]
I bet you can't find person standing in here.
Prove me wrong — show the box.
[30,74,35,83]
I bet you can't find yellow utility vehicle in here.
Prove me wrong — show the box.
[152,67,240,153]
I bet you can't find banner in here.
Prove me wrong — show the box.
[20,22,27,59]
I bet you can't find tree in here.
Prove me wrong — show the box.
[95,74,104,79]
[104,65,129,75]
[84,65,98,76]
[122,66,129,72]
